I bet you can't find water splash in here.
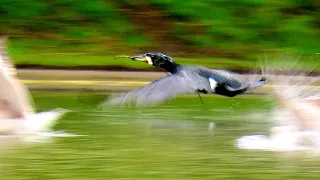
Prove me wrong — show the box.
[22,131,87,143]
[236,54,320,153]
[0,109,86,144]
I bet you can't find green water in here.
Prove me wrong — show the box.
[1,92,320,180]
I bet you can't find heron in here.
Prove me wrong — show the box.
[104,52,266,106]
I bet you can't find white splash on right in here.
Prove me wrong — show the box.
[235,55,320,153]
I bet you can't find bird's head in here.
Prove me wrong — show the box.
[116,52,178,73]
[133,52,176,67]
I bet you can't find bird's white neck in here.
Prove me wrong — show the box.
[145,56,153,65]
[208,78,217,91]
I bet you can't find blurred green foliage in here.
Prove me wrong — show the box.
[148,0,320,55]
[0,0,148,44]
[1,0,320,66]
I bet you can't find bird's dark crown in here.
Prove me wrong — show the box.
[135,52,179,74]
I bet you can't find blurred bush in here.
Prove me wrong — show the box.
[0,0,145,42]
[148,0,320,55]
[0,0,319,59]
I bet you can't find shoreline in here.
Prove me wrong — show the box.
[16,69,320,93]
[15,65,320,76]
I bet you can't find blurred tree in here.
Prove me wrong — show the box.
[0,0,319,58]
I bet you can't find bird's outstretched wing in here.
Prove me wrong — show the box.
[102,74,197,106]
[0,36,36,115]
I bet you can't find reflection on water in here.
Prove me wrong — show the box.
[0,92,320,180]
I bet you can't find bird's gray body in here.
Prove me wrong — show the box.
[103,52,266,106]
[105,64,262,106]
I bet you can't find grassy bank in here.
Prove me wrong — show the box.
[12,54,254,70]
[11,53,320,73]
[5,36,319,72]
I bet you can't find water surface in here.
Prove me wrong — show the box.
[1,92,319,180]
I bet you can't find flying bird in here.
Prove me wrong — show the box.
[0,36,68,135]
[104,52,266,106]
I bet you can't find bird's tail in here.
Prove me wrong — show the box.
[247,77,267,90]
[238,59,268,92]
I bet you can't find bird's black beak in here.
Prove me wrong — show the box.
[114,55,135,60]
[131,55,146,62]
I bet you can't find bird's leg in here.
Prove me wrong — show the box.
[197,93,207,110]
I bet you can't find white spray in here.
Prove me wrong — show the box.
[236,54,320,152]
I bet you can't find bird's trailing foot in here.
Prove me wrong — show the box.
[248,77,267,90]
[197,89,209,94]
